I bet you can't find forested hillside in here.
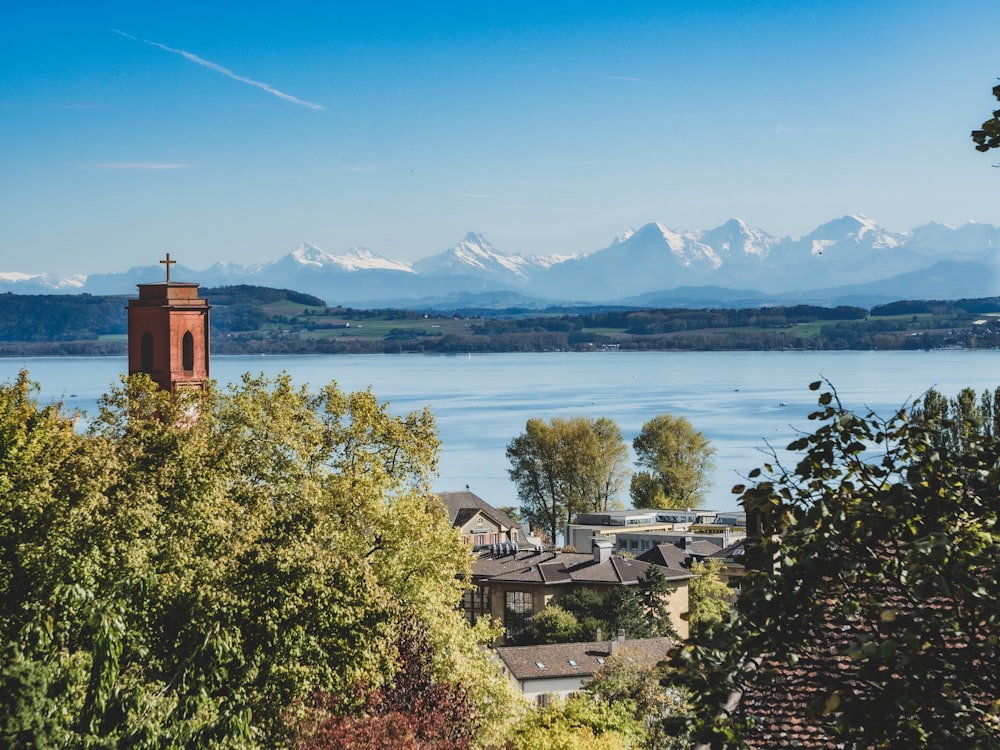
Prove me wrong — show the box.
[2,288,1000,355]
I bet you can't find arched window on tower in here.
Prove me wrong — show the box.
[182,331,194,372]
[141,332,154,373]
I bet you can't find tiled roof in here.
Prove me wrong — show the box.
[636,540,722,570]
[710,537,746,560]
[712,576,1000,749]
[473,549,692,586]
[637,542,689,569]
[436,490,525,540]
[496,637,674,681]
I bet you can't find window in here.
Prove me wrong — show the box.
[140,332,154,373]
[182,331,194,371]
[504,591,533,642]
[462,585,491,624]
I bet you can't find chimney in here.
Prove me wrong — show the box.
[592,539,613,564]
[608,628,625,654]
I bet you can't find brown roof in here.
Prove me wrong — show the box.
[636,538,729,570]
[436,491,525,541]
[713,576,1000,749]
[496,637,674,682]
[474,548,692,587]
[710,537,747,560]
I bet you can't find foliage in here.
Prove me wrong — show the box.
[550,589,605,643]
[585,649,693,750]
[293,622,480,750]
[972,82,1000,152]
[0,370,514,748]
[506,417,629,543]
[630,413,715,509]
[686,558,732,634]
[542,567,679,644]
[203,285,326,308]
[504,693,641,750]
[532,605,581,645]
[671,381,1000,748]
[0,294,127,342]
[7,294,1000,355]
[634,565,682,641]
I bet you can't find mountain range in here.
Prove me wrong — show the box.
[4,215,999,309]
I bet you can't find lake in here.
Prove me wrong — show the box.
[3,350,999,511]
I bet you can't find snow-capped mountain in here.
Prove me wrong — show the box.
[413,232,564,286]
[3,215,999,307]
[277,242,415,274]
[0,271,86,293]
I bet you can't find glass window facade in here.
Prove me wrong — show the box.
[504,590,533,642]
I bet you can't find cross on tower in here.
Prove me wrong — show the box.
[160,253,176,282]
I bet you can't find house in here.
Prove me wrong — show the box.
[437,490,529,547]
[495,634,674,705]
[707,537,746,591]
[636,535,747,593]
[470,540,693,641]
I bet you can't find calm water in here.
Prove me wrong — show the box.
[4,350,1000,511]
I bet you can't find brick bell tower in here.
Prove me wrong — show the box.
[127,253,211,392]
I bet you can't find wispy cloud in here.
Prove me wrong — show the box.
[592,73,640,82]
[84,162,194,170]
[113,29,324,111]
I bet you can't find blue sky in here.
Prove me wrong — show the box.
[3,1,1000,275]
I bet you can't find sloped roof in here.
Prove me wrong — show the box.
[710,537,747,560]
[436,491,524,538]
[705,574,1000,749]
[474,549,691,587]
[496,637,674,682]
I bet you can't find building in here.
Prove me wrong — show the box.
[616,529,744,559]
[437,490,530,548]
[470,540,692,641]
[126,254,210,392]
[565,508,745,553]
[495,634,674,705]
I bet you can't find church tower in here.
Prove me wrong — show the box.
[127,254,211,392]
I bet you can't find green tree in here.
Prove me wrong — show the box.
[0,371,516,748]
[585,649,693,750]
[533,605,581,644]
[672,381,1000,748]
[635,565,681,640]
[541,567,680,645]
[630,413,715,509]
[554,588,605,642]
[686,558,731,634]
[507,417,629,544]
[972,81,1000,152]
[506,693,641,750]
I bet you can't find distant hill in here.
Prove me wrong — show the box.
[2,288,1000,356]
